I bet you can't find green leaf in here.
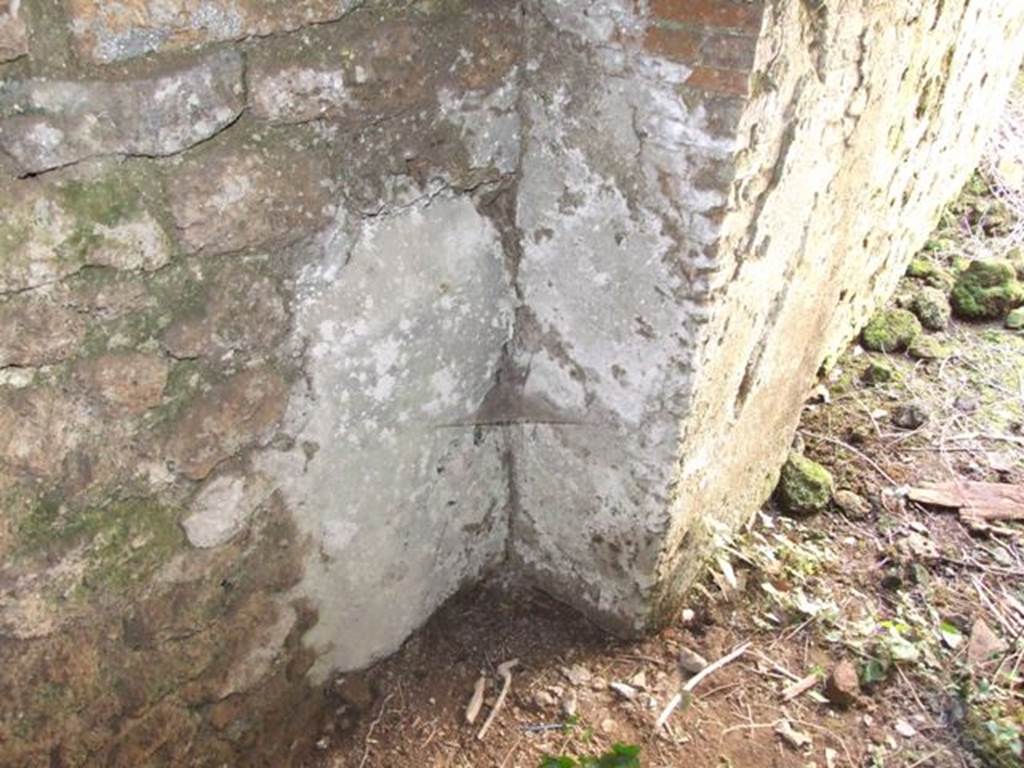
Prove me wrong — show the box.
[861,657,890,685]
[540,757,577,768]
[939,620,964,649]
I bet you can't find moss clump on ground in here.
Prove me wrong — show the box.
[1005,307,1024,330]
[861,360,897,385]
[775,452,834,516]
[910,287,952,331]
[861,308,922,352]
[908,334,950,360]
[906,257,954,290]
[950,260,1024,320]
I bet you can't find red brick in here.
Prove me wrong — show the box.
[685,66,750,95]
[643,25,701,63]
[700,31,758,70]
[650,0,763,32]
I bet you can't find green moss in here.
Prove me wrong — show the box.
[1006,308,1024,331]
[861,360,897,385]
[921,238,954,253]
[950,260,1024,320]
[17,497,183,595]
[908,335,950,360]
[906,257,954,290]
[56,177,143,263]
[910,287,951,331]
[861,309,922,352]
[59,177,140,227]
[775,452,834,516]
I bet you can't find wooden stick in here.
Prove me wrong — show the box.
[357,692,395,768]
[781,672,820,701]
[465,675,487,724]
[656,642,750,729]
[477,659,518,741]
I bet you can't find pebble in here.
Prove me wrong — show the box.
[892,402,928,430]
[833,489,871,519]
[560,664,591,687]
[894,719,917,738]
[825,659,860,708]
[954,394,979,413]
[560,692,578,718]
[628,670,647,689]
[966,618,1007,667]
[609,682,637,700]
[678,647,709,674]
[531,690,557,710]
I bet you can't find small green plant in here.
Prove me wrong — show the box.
[540,743,641,768]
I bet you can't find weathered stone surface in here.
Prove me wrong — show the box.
[0,386,84,478]
[219,600,296,697]
[0,169,172,293]
[1007,306,1024,330]
[167,368,288,480]
[73,352,168,416]
[509,1,731,633]
[167,139,334,255]
[0,50,244,174]
[161,264,288,360]
[908,334,950,360]
[833,489,871,519]
[0,289,86,367]
[247,7,520,132]
[966,618,1007,667]
[0,0,28,62]
[64,0,360,63]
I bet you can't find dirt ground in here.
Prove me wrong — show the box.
[299,89,1024,768]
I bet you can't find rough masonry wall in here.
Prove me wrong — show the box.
[2,0,1023,765]
[660,0,1024,614]
[0,2,521,766]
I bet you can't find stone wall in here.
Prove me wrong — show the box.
[1,0,1021,764]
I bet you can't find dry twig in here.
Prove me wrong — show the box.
[656,642,750,729]
[477,659,518,741]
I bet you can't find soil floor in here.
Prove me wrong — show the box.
[300,90,1024,768]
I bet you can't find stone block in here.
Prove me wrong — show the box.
[63,0,360,62]
[0,50,243,175]
[0,167,171,293]
[167,138,335,255]
[0,0,28,62]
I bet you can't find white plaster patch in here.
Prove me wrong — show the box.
[259,192,514,679]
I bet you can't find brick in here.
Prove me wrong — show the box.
[643,25,700,63]
[650,0,763,32]
[700,31,758,71]
[685,66,750,95]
